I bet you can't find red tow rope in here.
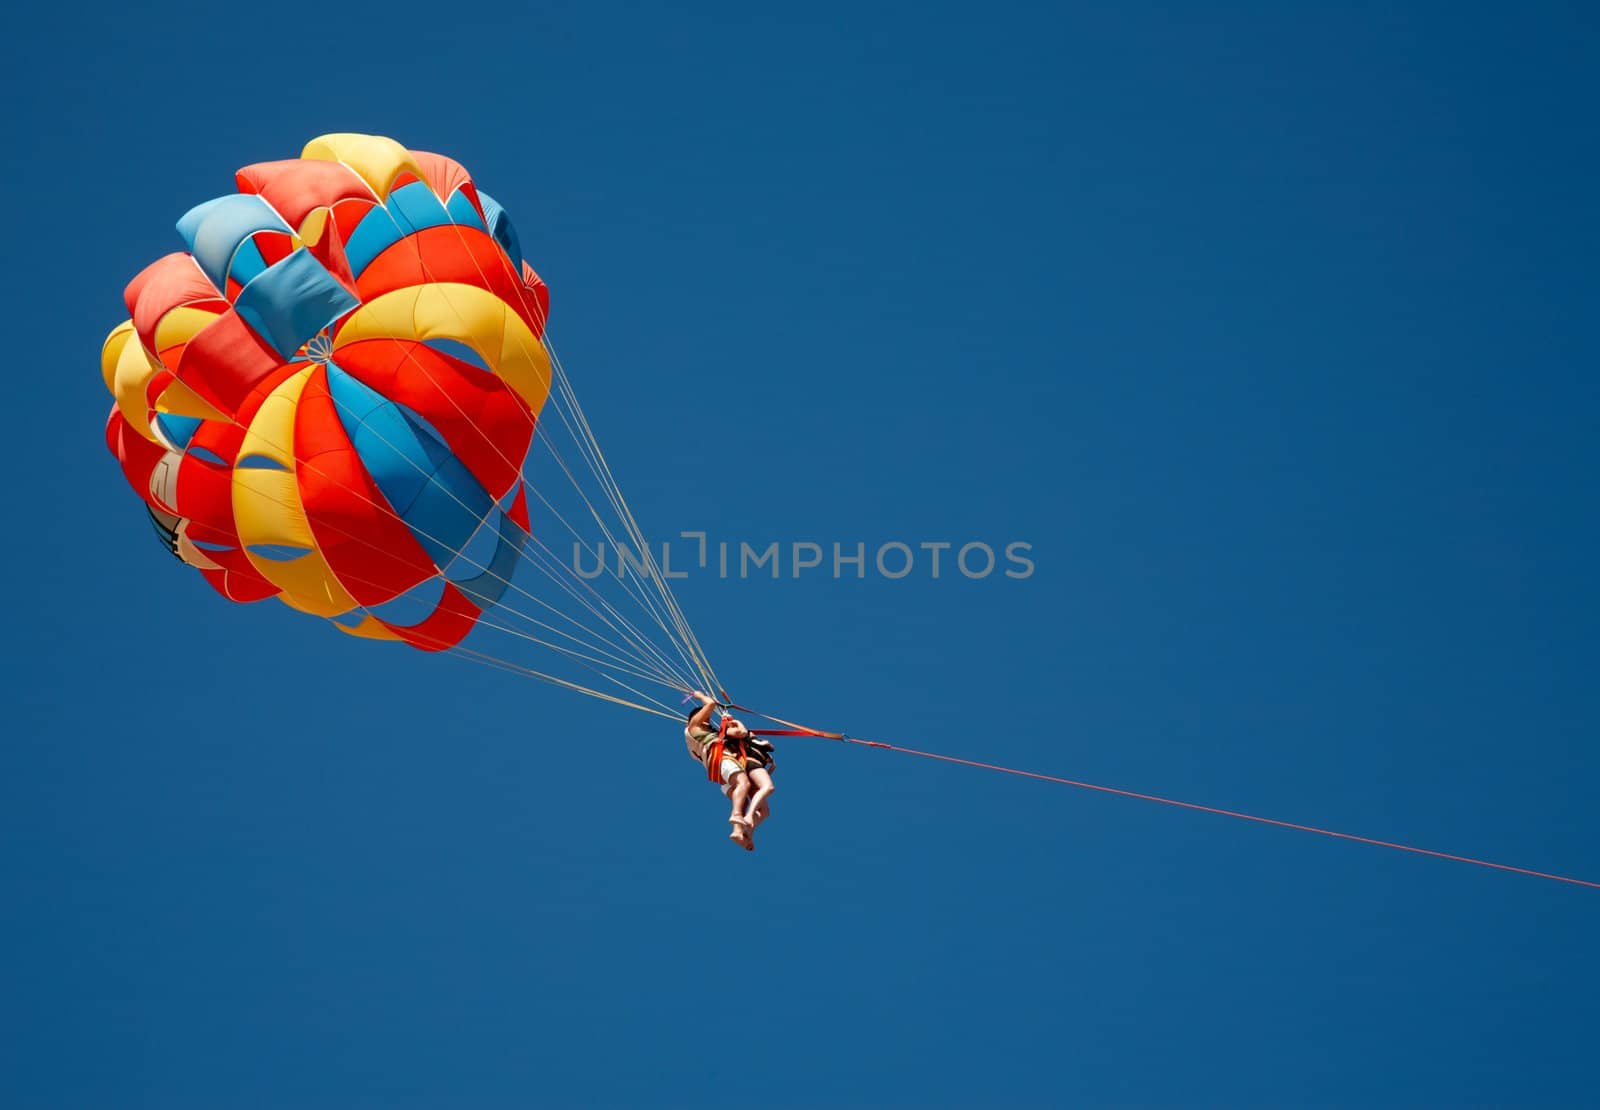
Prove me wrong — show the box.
[709,693,1598,890]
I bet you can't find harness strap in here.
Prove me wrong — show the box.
[709,710,741,783]
[726,702,844,740]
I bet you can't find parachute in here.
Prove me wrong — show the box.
[101,134,720,712]
[102,133,548,649]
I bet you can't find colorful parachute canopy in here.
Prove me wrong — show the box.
[101,133,552,650]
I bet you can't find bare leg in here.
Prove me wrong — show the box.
[745,768,775,828]
[727,772,753,848]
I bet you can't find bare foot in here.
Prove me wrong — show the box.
[729,823,751,848]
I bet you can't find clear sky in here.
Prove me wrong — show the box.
[5,2,1597,1107]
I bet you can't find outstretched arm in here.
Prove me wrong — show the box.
[686,690,718,734]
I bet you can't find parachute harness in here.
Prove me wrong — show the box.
[703,710,733,784]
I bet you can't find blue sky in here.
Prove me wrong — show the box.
[5,2,1597,1106]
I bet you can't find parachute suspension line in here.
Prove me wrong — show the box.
[528,420,700,660]
[541,357,708,679]
[542,341,724,696]
[466,610,695,699]
[511,451,708,689]
[546,350,713,685]
[508,529,696,690]
[726,705,1600,891]
[512,526,701,693]
[443,643,681,720]
[529,380,714,691]
[393,219,726,700]
[420,617,682,718]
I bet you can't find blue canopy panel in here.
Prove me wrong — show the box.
[236,453,289,470]
[154,413,202,451]
[324,363,494,576]
[446,190,489,232]
[176,194,292,291]
[228,236,269,287]
[232,249,360,360]
[342,181,460,278]
[361,574,450,629]
[443,484,529,610]
[184,444,229,468]
[477,191,524,269]
[246,542,314,562]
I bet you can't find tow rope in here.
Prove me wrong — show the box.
[714,695,1598,890]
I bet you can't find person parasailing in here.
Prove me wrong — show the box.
[685,690,775,850]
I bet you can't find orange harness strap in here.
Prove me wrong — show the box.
[706,714,744,784]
